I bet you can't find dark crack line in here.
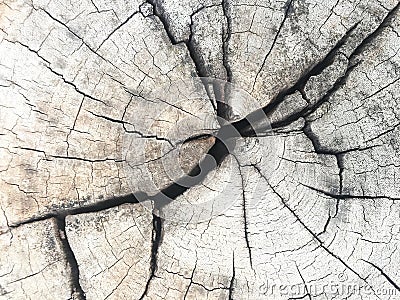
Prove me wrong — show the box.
[146,0,237,119]
[146,0,222,111]
[252,165,376,291]
[36,4,134,80]
[222,0,233,82]
[151,133,233,210]
[9,6,138,87]
[6,39,108,105]
[232,22,359,137]
[302,121,344,222]
[139,213,163,300]
[235,3,400,136]
[183,262,197,300]
[269,57,359,130]
[318,0,340,34]
[67,97,85,156]
[361,76,400,101]
[185,5,215,76]
[56,216,86,300]
[51,155,122,163]
[86,110,175,147]
[38,7,96,53]
[302,184,400,201]
[184,4,231,119]
[9,194,140,229]
[96,11,140,51]
[16,146,122,163]
[288,263,311,300]
[238,165,253,270]
[166,265,229,293]
[145,1,210,84]
[9,261,59,284]
[216,0,236,121]
[267,1,400,132]
[5,39,50,64]
[36,5,122,70]
[7,1,400,246]
[228,253,235,300]
[152,96,201,119]
[362,260,400,291]
[8,133,232,281]
[366,121,400,143]
[251,0,294,92]
[9,129,232,228]
[103,264,134,300]
[318,213,332,237]
[123,87,203,120]
[283,1,400,128]
[145,0,181,45]
[88,0,99,12]
[348,1,400,64]
[43,65,108,106]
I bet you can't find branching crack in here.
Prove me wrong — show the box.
[9,4,397,231]
[348,1,400,64]
[231,22,359,137]
[252,165,376,292]
[5,7,400,299]
[86,110,175,147]
[235,2,400,137]
[145,0,237,120]
[3,3,400,300]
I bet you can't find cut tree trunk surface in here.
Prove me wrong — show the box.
[1,0,400,299]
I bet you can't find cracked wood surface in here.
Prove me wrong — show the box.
[1,0,400,299]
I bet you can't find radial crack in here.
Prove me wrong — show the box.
[228,253,235,300]
[301,184,400,201]
[232,22,359,136]
[362,260,400,291]
[238,166,253,269]
[222,0,233,82]
[252,165,376,292]
[10,194,140,228]
[145,0,238,119]
[139,213,163,299]
[251,0,295,92]
[55,216,86,300]
[348,1,400,64]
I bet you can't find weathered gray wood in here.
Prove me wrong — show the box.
[1,0,400,299]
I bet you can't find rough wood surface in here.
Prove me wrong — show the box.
[1,0,400,299]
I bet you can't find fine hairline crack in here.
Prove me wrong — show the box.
[7,2,397,229]
[252,165,378,295]
[3,4,399,298]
